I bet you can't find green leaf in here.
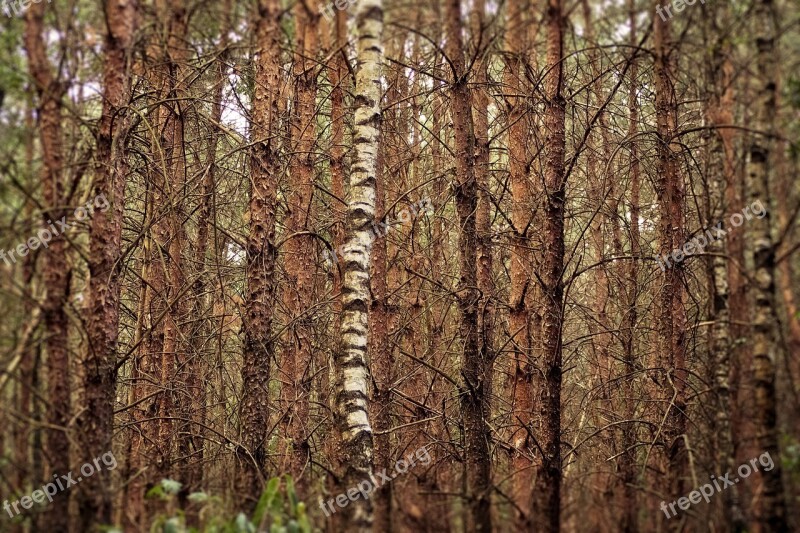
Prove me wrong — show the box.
[161,479,183,495]
[145,485,165,499]
[234,513,255,533]
[163,517,185,533]
[252,477,281,526]
[187,492,209,503]
[284,476,298,516]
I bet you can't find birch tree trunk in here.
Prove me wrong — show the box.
[748,0,788,529]
[333,0,383,528]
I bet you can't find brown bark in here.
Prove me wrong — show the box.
[529,0,566,530]
[618,2,639,530]
[653,2,689,525]
[178,0,232,506]
[707,6,745,528]
[444,0,492,530]
[79,0,137,529]
[471,0,494,402]
[238,0,282,507]
[369,145,392,532]
[282,0,319,495]
[154,0,190,481]
[24,2,72,529]
[504,0,534,524]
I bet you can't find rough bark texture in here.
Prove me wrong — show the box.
[653,3,688,524]
[444,0,492,530]
[707,7,745,528]
[369,144,392,533]
[504,0,534,524]
[238,0,281,507]
[282,0,319,494]
[618,3,640,530]
[529,0,566,530]
[154,0,189,481]
[23,2,72,530]
[80,0,137,529]
[471,0,495,408]
[333,0,383,529]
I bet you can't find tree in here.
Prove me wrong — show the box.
[23,2,72,529]
[332,0,384,528]
[80,0,137,528]
[238,0,282,507]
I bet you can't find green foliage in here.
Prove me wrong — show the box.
[145,475,313,533]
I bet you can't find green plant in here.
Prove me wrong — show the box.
[144,475,313,533]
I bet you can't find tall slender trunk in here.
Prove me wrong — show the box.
[653,2,689,523]
[420,31,452,531]
[321,9,348,511]
[238,0,282,507]
[773,69,800,423]
[23,3,71,530]
[529,0,566,530]
[723,27,750,525]
[282,0,319,494]
[581,5,616,525]
[332,0,383,529]
[504,0,534,524]
[444,0,492,530]
[80,0,137,529]
[154,0,189,480]
[369,144,392,532]
[707,7,745,528]
[747,0,788,529]
[179,0,231,506]
[471,0,494,405]
[618,3,639,530]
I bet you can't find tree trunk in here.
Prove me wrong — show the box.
[444,0,492,530]
[529,0,566,531]
[504,0,534,524]
[653,4,689,526]
[707,7,745,528]
[747,0,788,529]
[238,0,282,507]
[80,0,137,529]
[282,0,319,495]
[332,0,383,529]
[23,3,72,530]
[617,3,640,530]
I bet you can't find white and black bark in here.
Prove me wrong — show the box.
[333,0,383,529]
